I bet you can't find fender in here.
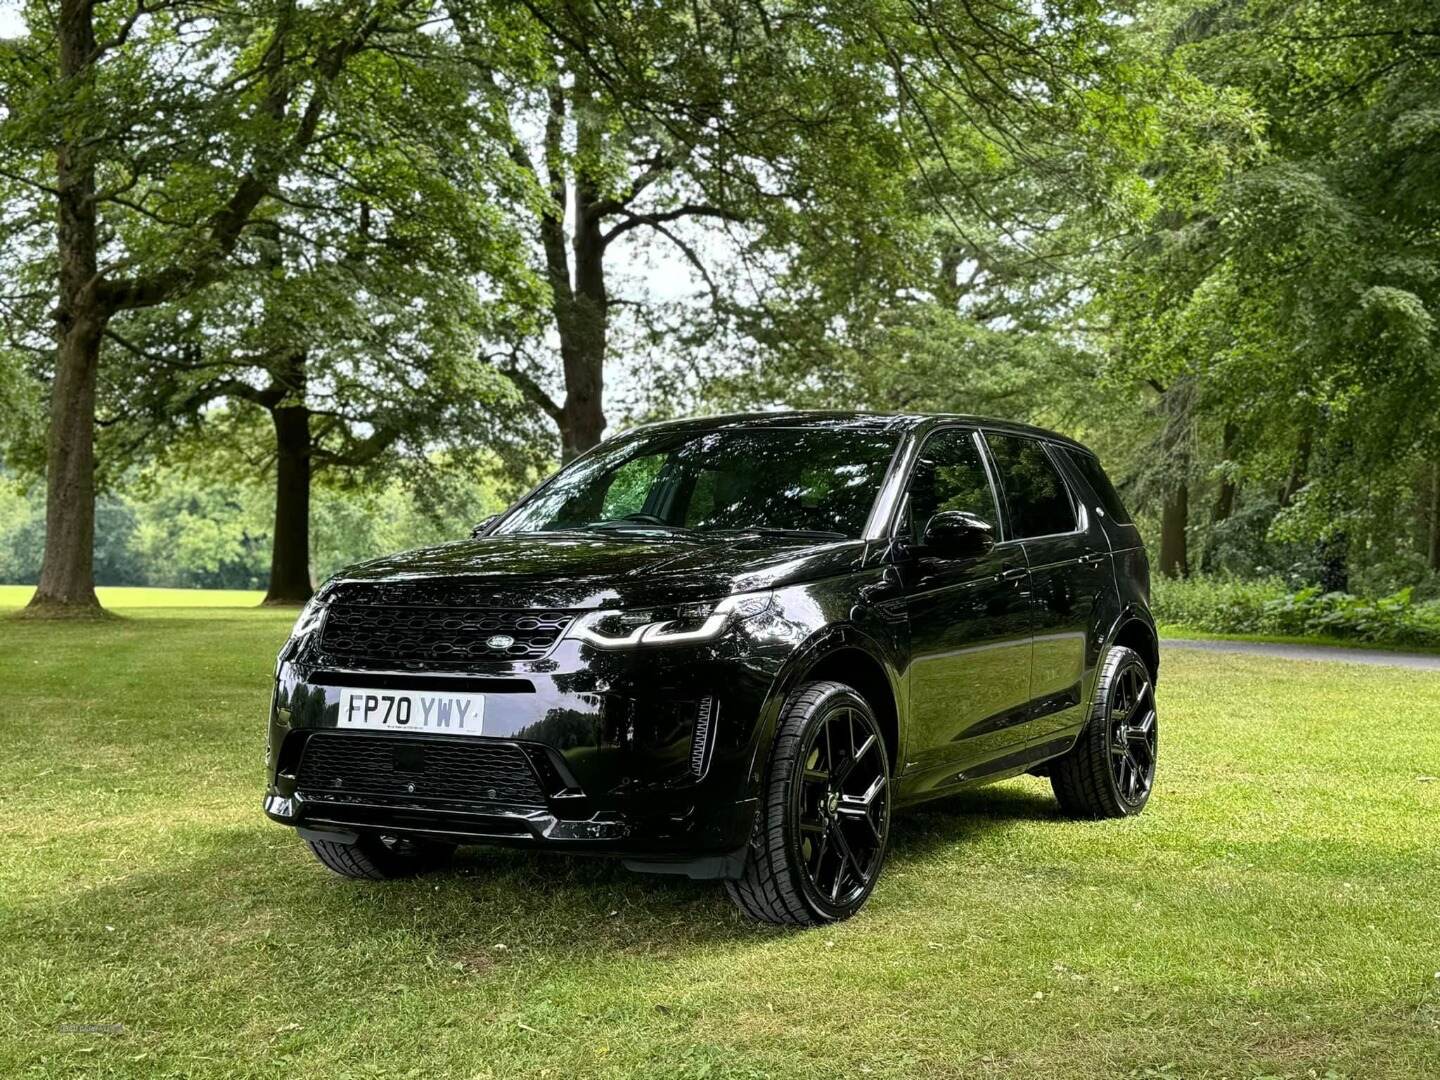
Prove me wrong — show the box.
[738,621,907,801]
[1099,604,1160,686]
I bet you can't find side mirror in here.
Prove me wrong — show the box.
[470,514,499,539]
[919,510,995,560]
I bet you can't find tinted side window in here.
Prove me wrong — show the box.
[905,430,999,542]
[984,434,1076,538]
[1062,449,1132,524]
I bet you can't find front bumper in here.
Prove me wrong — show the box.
[264,634,788,878]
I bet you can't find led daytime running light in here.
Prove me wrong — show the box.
[567,592,771,649]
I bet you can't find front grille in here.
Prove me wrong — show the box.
[295,733,548,806]
[319,603,572,669]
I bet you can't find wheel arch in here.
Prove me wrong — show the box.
[1110,613,1160,683]
[764,627,904,778]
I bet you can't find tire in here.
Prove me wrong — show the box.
[726,681,892,926]
[1051,645,1158,819]
[304,833,455,880]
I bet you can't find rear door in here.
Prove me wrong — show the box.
[898,428,1035,787]
[982,433,1110,741]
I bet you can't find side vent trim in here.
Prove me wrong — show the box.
[691,697,717,778]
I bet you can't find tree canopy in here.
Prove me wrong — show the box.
[1,0,1437,609]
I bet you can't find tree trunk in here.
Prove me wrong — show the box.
[1279,426,1313,508]
[27,0,105,616]
[1200,420,1238,575]
[1159,480,1189,579]
[30,320,105,613]
[1318,532,1348,593]
[264,404,314,605]
[1212,420,1238,523]
[557,205,607,462]
[555,82,608,464]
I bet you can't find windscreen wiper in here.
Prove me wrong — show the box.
[706,527,849,541]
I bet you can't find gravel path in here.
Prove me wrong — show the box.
[1163,637,1440,671]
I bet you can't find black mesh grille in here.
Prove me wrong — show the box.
[319,603,572,669]
[295,733,548,806]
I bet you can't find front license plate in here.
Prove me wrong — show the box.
[337,689,486,735]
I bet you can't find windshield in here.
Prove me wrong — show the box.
[496,427,900,539]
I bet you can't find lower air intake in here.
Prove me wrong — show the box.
[295,733,548,806]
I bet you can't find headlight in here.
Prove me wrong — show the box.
[289,596,328,642]
[565,591,774,649]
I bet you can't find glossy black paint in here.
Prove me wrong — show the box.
[264,411,1157,878]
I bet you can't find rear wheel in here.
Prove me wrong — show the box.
[1051,645,1158,818]
[305,833,455,880]
[727,681,891,926]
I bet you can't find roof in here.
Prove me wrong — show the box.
[631,410,1090,451]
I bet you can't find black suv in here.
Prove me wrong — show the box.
[265,413,1158,925]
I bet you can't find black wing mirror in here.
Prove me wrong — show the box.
[470,514,499,539]
[919,510,995,560]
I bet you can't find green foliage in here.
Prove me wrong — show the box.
[1092,0,1440,583]
[1154,575,1440,647]
[0,461,509,590]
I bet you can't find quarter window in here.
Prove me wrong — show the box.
[984,434,1077,538]
[904,430,999,542]
[1062,449,1133,524]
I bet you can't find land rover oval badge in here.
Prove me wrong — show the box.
[486,634,515,651]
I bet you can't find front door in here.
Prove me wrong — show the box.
[899,429,1034,791]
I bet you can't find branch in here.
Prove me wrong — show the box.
[311,424,403,468]
[495,362,562,421]
[96,1,385,313]
[601,203,739,247]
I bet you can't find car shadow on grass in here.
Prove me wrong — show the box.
[424,780,1063,941]
[12,782,1065,985]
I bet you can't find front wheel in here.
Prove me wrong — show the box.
[726,681,892,926]
[1051,645,1158,818]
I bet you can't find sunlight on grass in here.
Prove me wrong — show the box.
[1,612,1438,1078]
[0,584,267,612]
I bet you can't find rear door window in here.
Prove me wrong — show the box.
[983,434,1077,538]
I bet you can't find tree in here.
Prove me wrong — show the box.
[0,0,445,614]
[98,40,546,603]
[443,0,1149,461]
[112,259,522,602]
[1094,0,1440,585]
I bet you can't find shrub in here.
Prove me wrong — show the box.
[1152,576,1440,648]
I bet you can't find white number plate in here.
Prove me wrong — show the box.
[337,689,486,735]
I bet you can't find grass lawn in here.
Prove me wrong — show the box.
[1158,623,1440,656]
[0,584,267,609]
[3,596,1439,1078]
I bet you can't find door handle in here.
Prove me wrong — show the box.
[996,567,1027,582]
[1078,552,1107,565]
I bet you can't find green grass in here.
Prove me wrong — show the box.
[0,584,268,609]
[3,601,1439,1078]
[1158,623,1440,655]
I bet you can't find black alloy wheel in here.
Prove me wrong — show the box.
[1107,657,1158,807]
[727,681,892,925]
[1051,645,1159,819]
[794,701,890,912]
